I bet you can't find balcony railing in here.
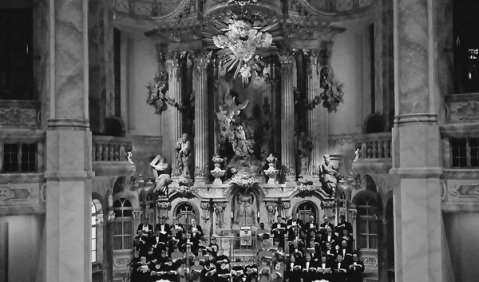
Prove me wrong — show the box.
[92,135,135,177]
[355,133,392,159]
[0,130,45,174]
[92,136,131,162]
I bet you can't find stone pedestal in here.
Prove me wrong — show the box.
[44,1,92,281]
[193,53,210,184]
[391,0,445,281]
[279,54,296,183]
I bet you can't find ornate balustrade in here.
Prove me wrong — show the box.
[92,136,131,162]
[0,130,45,175]
[92,135,135,176]
[355,133,392,159]
[352,132,392,175]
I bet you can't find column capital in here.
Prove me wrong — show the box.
[278,53,295,66]
[191,51,212,70]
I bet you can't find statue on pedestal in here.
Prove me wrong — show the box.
[150,155,172,196]
[319,155,340,196]
[176,133,191,177]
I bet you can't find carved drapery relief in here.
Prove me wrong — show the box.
[213,202,227,228]
[200,201,211,222]
[265,202,278,224]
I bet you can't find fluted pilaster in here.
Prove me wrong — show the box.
[164,55,183,173]
[279,54,296,182]
[306,51,321,176]
[193,53,210,184]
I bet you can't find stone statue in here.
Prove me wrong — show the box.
[150,155,172,195]
[176,133,191,177]
[232,125,254,157]
[319,155,339,196]
[297,131,313,176]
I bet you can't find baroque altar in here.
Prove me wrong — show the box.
[134,0,357,248]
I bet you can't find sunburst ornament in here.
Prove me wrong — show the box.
[213,19,272,84]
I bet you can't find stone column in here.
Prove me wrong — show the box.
[164,54,183,175]
[279,54,296,183]
[193,53,210,184]
[391,0,444,281]
[306,51,321,179]
[44,0,93,281]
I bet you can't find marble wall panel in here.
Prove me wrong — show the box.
[115,0,129,13]
[335,0,354,11]
[396,0,430,114]
[0,183,43,207]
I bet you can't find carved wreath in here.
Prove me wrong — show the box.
[146,71,191,114]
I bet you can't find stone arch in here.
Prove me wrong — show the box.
[292,200,320,223]
[173,201,200,223]
[363,112,385,133]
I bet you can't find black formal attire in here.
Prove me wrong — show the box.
[335,220,353,236]
[216,254,231,282]
[271,222,287,249]
[347,260,365,282]
[137,223,153,234]
[315,260,333,281]
[188,224,204,255]
[332,260,350,282]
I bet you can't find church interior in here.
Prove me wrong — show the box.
[1,0,479,281]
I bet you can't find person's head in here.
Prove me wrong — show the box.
[134,250,139,258]
[340,215,346,223]
[326,226,332,234]
[211,236,216,243]
[218,249,224,256]
[160,249,167,257]
[321,254,327,263]
[277,215,282,223]
[191,218,196,225]
[194,258,200,265]
[290,255,295,263]
[181,133,188,142]
[309,239,315,247]
[140,256,147,264]
[309,214,315,223]
[160,217,166,224]
[341,240,347,248]
[352,253,359,262]
[323,215,329,223]
[342,229,348,236]
[326,242,332,249]
[337,254,343,262]
[260,222,265,229]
